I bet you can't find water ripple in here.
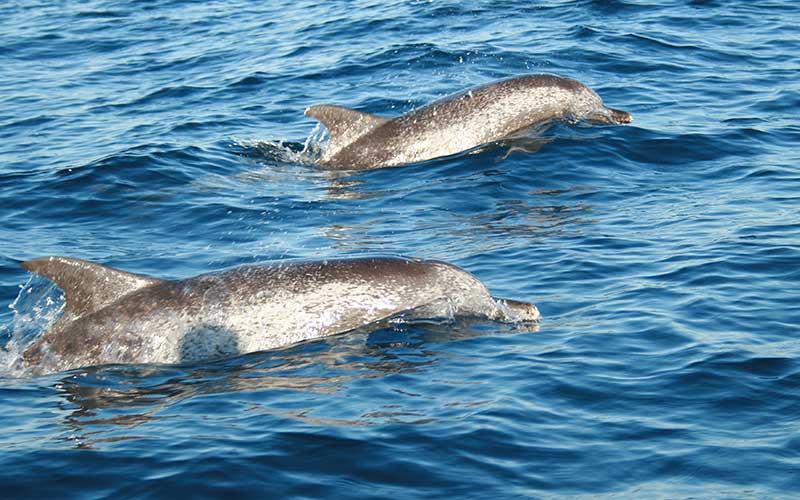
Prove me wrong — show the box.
[1,0,799,498]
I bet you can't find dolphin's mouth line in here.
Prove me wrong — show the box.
[585,107,634,125]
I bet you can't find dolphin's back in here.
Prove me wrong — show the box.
[368,75,588,164]
[185,257,498,352]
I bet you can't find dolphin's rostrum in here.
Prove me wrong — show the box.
[306,74,632,169]
[18,256,540,374]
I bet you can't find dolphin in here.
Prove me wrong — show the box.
[305,74,632,170]
[17,256,540,374]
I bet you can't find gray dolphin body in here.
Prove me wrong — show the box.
[19,256,539,374]
[305,74,632,170]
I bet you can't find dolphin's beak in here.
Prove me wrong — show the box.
[496,298,542,322]
[587,107,633,125]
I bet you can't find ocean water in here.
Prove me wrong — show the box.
[1,0,799,498]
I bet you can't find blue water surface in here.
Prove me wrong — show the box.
[1,1,799,498]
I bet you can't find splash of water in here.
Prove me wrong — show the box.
[0,275,65,376]
[232,123,329,166]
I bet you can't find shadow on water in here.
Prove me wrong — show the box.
[234,128,552,172]
[229,134,382,201]
[1,276,538,449]
[229,127,597,251]
[43,319,537,449]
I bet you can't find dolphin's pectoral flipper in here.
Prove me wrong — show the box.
[178,325,241,363]
[21,256,165,321]
[304,104,390,155]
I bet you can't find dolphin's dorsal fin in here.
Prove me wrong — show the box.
[21,256,165,320]
[305,104,390,156]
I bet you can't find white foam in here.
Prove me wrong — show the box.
[231,123,327,166]
[1,275,65,377]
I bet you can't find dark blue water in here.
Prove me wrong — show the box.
[2,1,799,498]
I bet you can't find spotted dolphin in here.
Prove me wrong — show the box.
[305,74,632,170]
[18,256,540,374]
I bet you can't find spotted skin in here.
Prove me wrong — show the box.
[19,256,540,374]
[306,74,632,170]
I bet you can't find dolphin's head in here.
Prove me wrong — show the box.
[585,107,633,125]
[561,80,633,125]
[494,298,542,323]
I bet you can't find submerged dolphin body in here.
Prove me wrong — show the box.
[18,256,540,374]
[305,74,632,170]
